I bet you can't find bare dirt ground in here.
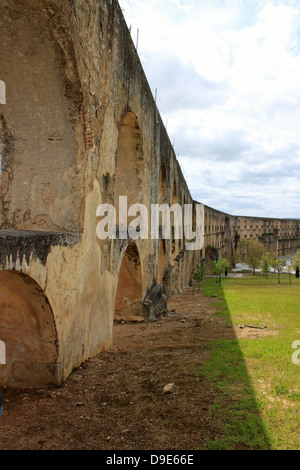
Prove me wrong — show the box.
[0,288,237,451]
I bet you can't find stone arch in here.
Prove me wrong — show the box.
[172,180,178,206]
[0,4,84,232]
[158,161,168,205]
[157,238,167,286]
[192,200,197,234]
[170,181,182,291]
[170,181,179,264]
[0,80,5,104]
[114,111,144,214]
[157,161,169,237]
[114,243,144,323]
[0,271,59,389]
[179,191,185,250]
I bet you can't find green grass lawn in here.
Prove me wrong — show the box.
[200,274,300,450]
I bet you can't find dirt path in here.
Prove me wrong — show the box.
[0,288,235,450]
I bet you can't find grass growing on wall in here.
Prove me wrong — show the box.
[200,275,300,450]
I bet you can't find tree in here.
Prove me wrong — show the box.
[212,258,228,286]
[261,255,270,279]
[267,249,278,274]
[237,239,265,275]
[192,264,206,291]
[275,259,285,285]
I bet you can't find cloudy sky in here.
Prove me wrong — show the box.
[119,0,300,219]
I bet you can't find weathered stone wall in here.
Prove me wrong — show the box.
[0,0,196,388]
[0,0,85,232]
[203,206,300,264]
[0,0,298,389]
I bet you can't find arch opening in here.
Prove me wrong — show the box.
[170,182,179,266]
[157,239,167,286]
[114,243,144,323]
[172,181,177,206]
[0,271,59,389]
[157,162,169,232]
[115,112,144,215]
[158,163,168,205]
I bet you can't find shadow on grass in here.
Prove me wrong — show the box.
[199,278,271,450]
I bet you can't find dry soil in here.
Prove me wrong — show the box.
[0,288,239,451]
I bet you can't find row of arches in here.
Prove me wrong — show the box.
[0,237,184,387]
[0,108,192,387]
[114,110,192,302]
[0,5,193,388]
[0,4,91,387]
[0,4,86,387]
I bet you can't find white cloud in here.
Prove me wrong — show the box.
[119,0,300,218]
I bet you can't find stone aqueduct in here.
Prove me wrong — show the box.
[0,0,299,389]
